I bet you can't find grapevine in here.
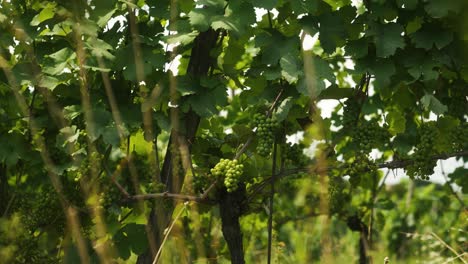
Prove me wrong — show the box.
[210,158,244,192]
[252,113,278,157]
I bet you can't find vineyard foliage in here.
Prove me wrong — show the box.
[0,0,467,263]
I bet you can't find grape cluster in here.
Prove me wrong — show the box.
[252,113,278,156]
[353,119,390,154]
[210,159,244,192]
[406,122,439,180]
[447,87,467,120]
[99,183,124,211]
[451,123,468,152]
[15,185,64,231]
[193,173,210,194]
[328,175,350,214]
[342,98,360,128]
[345,153,378,186]
[282,143,309,167]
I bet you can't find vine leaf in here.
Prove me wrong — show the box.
[275,97,294,122]
[420,94,447,115]
[387,108,406,135]
[280,53,301,84]
[410,25,453,50]
[370,23,405,58]
[30,2,56,26]
[424,0,463,18]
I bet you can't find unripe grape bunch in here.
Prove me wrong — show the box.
[342,98,360,129]
[406,122,439,180]
[252,113,278,156]
[211,158,244,192]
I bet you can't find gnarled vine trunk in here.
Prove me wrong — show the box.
[219,186,247,264]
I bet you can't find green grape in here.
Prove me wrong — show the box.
[193,173,210,194]
[15,185,65,232]
[345,153,377,186]
[405,122,439,180]
[353,119,390,154]
[283,143,309,167]
[210,159,244,192]
[99,182,124,211]
[447,86,467,120]
[342,98,360,128]
[328,175,350,214]
[252,113,278,157]
[451,123,468,152]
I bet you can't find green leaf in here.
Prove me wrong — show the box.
[387,108,406,135]
[345,38,369,59]
[56,126,80,148]
[113,224,148,259]
[407,58,439,81]
[252,0,278,9]
[424,0,463,18]
[86,38,115,60]
[165,32,198,45]
[311,56,334,81]
[296,77,326,97]
[318,12,346,53]
[290,0,320,14]
[275,97,294,122]
[188,9,212,32]
[410,25,453,50]
[43,48,76,75]
[0,12,6,23]
[374,198,396,210]
[30,2,56,26]
[39,75,60,91]
[211,17,242,36]
[187,86,227,117]
[448,167,468,193]
[372,58,396,88]
[370,23,405,58]
[420,94,447,115]
[280,53,301,83]
[318,85,353,99]
[405,16,423,34]
[176,76,199,96]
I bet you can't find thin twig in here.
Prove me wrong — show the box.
[430,231,467,264]
[440,161,466,210]
[130,192,215,204]
[267,140,278,264]
[152,202,188,264]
